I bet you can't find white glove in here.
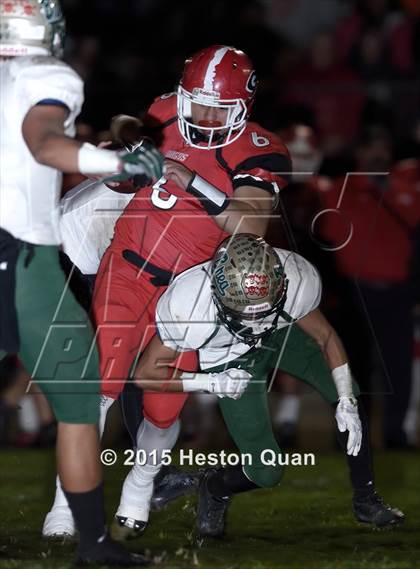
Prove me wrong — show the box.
[335,397,362,456]
[208,368,252,400]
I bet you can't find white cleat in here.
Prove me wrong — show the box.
[111,503,149,541]
[42,505,76,539]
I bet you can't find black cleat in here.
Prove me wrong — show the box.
[353,491,405,528]
[196,469,231,538]
[151,466,201,510]
[111,515,148,541]
[76,532,149,566]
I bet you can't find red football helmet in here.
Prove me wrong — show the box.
[177,45,257,149]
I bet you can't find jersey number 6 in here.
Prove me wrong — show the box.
[251,132,270,147]
[151,177,178,210]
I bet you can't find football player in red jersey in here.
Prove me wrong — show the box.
[94,45,291,393]
[43,45,292,537]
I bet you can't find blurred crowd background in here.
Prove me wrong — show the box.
[1,0,419,452]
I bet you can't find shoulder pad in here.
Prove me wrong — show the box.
[219,122,291,176]
[145,93,177,129]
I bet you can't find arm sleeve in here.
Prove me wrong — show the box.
[17,60,84,130]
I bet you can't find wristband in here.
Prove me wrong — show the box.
[181,372,212,393]
[77,142,121,175]
[187,173,229,215]
[332,363,354,399]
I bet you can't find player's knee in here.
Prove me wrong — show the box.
[246,464,284,488]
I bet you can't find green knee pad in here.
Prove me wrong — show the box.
[15,244,100,424]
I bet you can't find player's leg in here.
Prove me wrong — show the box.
[44,394,115,538]
[266,324,404,527]
[43,267,146,536]
[16,244,147,565]
[192,350,283,537]
[112,351,196,540]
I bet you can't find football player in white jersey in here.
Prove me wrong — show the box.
[115,234,403,538]
[0,1,162,564]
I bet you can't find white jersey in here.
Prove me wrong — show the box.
[157,249,322,369]
[0,55,83,245]
[60,180,134,275]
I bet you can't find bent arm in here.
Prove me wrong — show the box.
[214,185,274,237]
[22,104,120,174]
[133,334,250,399]
[133,334,184,392]
[22,105,82,172]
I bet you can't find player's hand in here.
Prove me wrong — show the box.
[208,368,252,400]
[105,140,163,184]
[335,397,362,456]
[164,159,194,190]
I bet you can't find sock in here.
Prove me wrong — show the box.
[274,394,301,426]
[51,475,69,508]
[207,465,259,499]
[117,419,180,521]
[334,399,375,497]
[63,483,106,552]
[99,395,115,438]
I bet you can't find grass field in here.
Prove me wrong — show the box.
[0,449,418,569]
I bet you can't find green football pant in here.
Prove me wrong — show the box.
[208,324,360,488]
[15,243,100,424]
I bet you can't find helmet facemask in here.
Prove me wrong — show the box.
[213,279,289,346]
[177,85,248,149]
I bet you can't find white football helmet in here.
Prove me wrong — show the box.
[0,0,65,58]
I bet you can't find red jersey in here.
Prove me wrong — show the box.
[110,93,291,273]
[314,160,420,283]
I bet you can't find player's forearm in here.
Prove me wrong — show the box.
[30,136,122,175]
[134,364,212,394]
[298,310,355,398]
[214,199,269,236]
[22,105,121,174]
[29,133,81,172]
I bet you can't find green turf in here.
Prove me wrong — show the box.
[0,449,418,569]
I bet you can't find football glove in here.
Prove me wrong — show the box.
[335,396,362,456]
[105,139,163,183]
[208,368,251,400]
